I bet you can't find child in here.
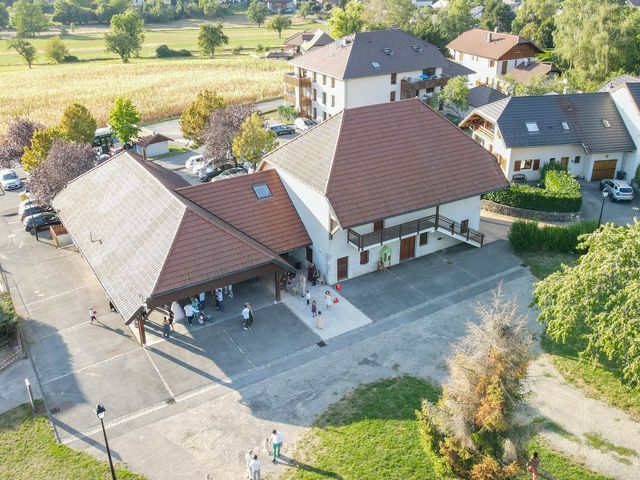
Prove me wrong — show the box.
[526,452,539,480]
[316,310,324,329]
[305,290,311,305]
[324,290,332,311]
[311,299,317,317]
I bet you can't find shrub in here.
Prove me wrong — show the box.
[539,159,567,184]
[485,170,581,212]
[508,220,599,253]
[635,164,640,186]
[156,44,192,57]
[277,105,298,122]
[185,2,203,17]
[255,43,264,53]
[0,293,18,342]
[231,45,243,55]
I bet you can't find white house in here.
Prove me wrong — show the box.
[447,29,551,88]
[283,28,474,122]
[459,93,636,182]
[608,81,640,181]
[260,99,508,284]
[135,133,172,158]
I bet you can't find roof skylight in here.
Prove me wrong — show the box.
[412,44,423,53]
[562,122,570,130]
[383,48,394,56]
[602,119,611,128]
[371,61,381,68]
[252,183,272,199]
[525,122,539,133]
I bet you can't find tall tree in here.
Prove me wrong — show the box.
[45,36,69,63]
[11,0,48,36]
[95,0,128,24]
[104,10,145,63]
[266,14,291,38]
[440,76,469,118]
[246,0,268,27]
[30,140,96,202]
[180,89,225,147]
[0,2,10,30]
[59,102,97,144]
[232,113,277,166]
[533,222,640,385]
[328,0,365,38]
[511,0,556,48]
[21,127,63,172]
[203,103,254,165]
[8,39,36,68]
[0,118,43,168]
[385,0,415,28]
[298,1,312,19]
[417,287,531,479]
[108,97,140,144]
[480,0,515,32]
[553,0,640,90]
[198,22,228,56]
[436,0,474,42]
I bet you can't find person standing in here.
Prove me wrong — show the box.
[324,290,332,311]
[88,307,97,324]
[316,310,324,329]
[249,454,261,480]
[271,430,283,463]
[198,292,206,311]
[244,449,253,479]
[299,273,306,298]
[527,452,539,480]
[247,303,254,328]
[311,299,317,318]
[162,317,171,338]
[168,311,175,331]
[184,302,194,325]
[305,289,311,306]
[216,288,225,311]
[226,284,233,298]
[242,303,251,330]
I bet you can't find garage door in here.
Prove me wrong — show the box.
[591,160,617,181]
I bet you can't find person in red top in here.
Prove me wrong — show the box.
[89,307,97,324]
[527,451,540,479]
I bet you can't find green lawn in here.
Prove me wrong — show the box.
[280,376,612,480]
[517,251,579,279]
[0,402,145,480]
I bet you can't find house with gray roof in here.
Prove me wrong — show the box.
[608,81,640,181]
[459,93,636,181]
[282,28,474,121]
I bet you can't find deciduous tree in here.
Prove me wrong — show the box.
[479,0,515,33]
[108,97,140,144]
[298,1,312,19]
[511,0,556,48]
[59,102,97,144]
[8,39,36,68]
[104,10,145,63]
[532,221,640,384]
[328,0,365,38]
[95,0,128,24]
[0,2,10,30]
[21,127,63,172]
[0,118,43,168]
[440,75,469,119]
[246,0,268,27]
[180,89,225,147]
[266,14,291,38]
[198,22,228,56]
[29,140,96,202]
[203,103,255,165]
[45,36,69,63]
[11,0,48,37]
[232,113,277,166]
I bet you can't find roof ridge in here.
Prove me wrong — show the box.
[322,109,346,195]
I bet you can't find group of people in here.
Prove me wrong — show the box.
[244,429,284,480]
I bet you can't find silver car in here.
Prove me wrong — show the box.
[1,169,22,190]
[600,179,634,202]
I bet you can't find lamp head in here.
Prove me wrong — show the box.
[603,191,609,198]
[96,404,106,419]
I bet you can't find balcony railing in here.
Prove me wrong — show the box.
[475,125,495,140]
[400,76,450,99]
[283,72,312,89]
[283,92,296,105]
[347,213,484,250]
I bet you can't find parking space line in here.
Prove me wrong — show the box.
[143,346,176,399]
[37,313,114,340]
[434,250,482,281]
[221,327,254,367]
[22,283,98,308]
[386,268,431,301]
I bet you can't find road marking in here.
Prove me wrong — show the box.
[41,348,140,386]
[143,346,176,399]
[222,327,254,366]
[37,313,114,340]
[21,283,98,308]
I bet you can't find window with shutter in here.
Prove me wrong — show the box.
[514,161,522,172]
[360,251,369,265]
[532,159,540,170]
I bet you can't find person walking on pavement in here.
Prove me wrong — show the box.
[216,288,225,311]
[271,430,283,463]
[88,307,97,324]
[324,290,332,311]
[184,302,194,325]
[249,454,261,480]
[162,317,171,338]
[311,299,317,318]
[305,290,311,306]
[242,303,251,330]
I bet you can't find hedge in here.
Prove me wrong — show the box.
[0,293,18,342]
[508,220,599,253]
[156,45,192,58]
[485,170,581,212]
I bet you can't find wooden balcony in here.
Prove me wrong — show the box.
[283,92,296,105]
[400,76,450,98]
[347,213,484,250]
[283,72,312,89]
[475,125,495,140]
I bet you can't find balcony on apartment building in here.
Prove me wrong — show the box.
[400,74,450,99]
[283,72,312,89]
[474,123,495,140]
[347,213,484,250]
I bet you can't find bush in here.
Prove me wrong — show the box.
[277,105,298,122]
[508,220,599,253]
[635,164,640,186]
[231,45,243,55]
[255,43,264,53]
[485,171,582,212]
[185,2,203,17]
[156,44,192,58]
[539,159,567,184]
[0,293,18,342]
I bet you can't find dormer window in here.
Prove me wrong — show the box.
[602,119,611,128]
[371,61,381,68]
[562,122,570,130]
[525,122,539,133]
[383,48,394,56]
[252,183,272,199]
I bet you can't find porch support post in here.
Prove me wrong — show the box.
[435,206,440,228]
[274,268,281,303]
[138,313,146,346]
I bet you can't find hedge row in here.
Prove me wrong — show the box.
[508,220,599,253]
[485,171,582,212]
[0,293,18,342]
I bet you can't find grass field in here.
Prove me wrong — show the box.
[0,21,317,131]
[517,251,579,279]
[0,402,145,480]
[280,376,612,480]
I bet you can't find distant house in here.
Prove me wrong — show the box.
[447,29,553,88]
[135,133,172,158]
[506,61,560,86]
[460,93,636,181]
[470,5,484,18]
[284,28,334,56]
[264,50,293,60]
[599,74,640,92]
[283,28,474,121]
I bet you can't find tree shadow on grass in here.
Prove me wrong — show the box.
[277,455,343,479]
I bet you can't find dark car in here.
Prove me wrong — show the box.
[24,212,61,232]
[212,167,247,181]
[20,204,53,221]
[269,124,295,136]
[198,163,235,182]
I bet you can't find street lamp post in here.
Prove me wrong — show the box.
[96,404,117,480]
[598,190,609,227]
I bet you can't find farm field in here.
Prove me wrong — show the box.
[0,21,317,130]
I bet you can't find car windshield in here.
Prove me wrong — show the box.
[2,172,17,180]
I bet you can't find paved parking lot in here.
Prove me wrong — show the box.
[580,179,640,225]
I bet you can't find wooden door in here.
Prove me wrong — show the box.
[306,246,313,263]
[337,256,348,281]
[399,236,416,261]
[560,157,569,168]
[591,160,617,181]
[501,61,508,75]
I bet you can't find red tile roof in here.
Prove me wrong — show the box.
[138,133,173,147]
[508,62,557,84]
[176,169,311,254]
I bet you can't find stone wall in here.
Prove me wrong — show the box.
[482,199,581,223]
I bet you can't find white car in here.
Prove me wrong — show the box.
[294,117,316,132]
[185,154,203,171]
[1,169,22,190]
[192,160,212,174]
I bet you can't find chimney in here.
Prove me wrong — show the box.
[486,32,492,43]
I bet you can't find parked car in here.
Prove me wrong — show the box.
[185,154,203,171]
[20,204,53,221]
[24,212,61,232]
[198,163,235,182]
[294,117,316,132]
[97,153,110,163]
[109,146,124,156]
[600,179,634,202]
[212,167,247,181]
[269,124,295,136]
[18,198,37,217]
[1,169,22,190]
[192,160,212,174]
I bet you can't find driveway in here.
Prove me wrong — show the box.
[580,179,640,225]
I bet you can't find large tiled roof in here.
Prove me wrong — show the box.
[507,62,556,84]
[265,99,508,228]
[290,29,450,79]
[598,74,640,92]
[302,30,334,52]
[176,169,311,254]
[624,83,640,110]
[468,85,507,108]
[441,59,475,78]
[447,29,542,60]
[53,153,299,323]
[462,93,636,153]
